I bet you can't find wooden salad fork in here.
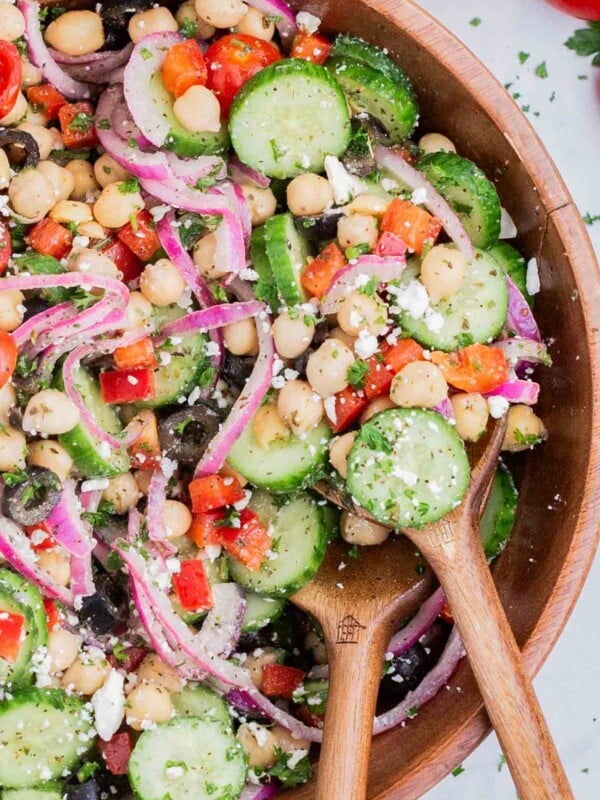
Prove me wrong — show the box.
[298,417,573,800]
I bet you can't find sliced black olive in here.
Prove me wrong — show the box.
[100,0,154,49]
[79,571,129,635]
[222,352,255,390]
[1,466,61,526]
[67,780,100,800]
[380,642,430,700]
[0,127,40,170]
[22,297,51,322]
[294,211,344,242]
[158,404,220,464]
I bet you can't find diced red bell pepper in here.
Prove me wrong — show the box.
[0,331,17,391]
[218,508,271,571]
[26,84,67,120]
[187,510,225,548]
[381,338,425,373]
[107,645,148,672]
[162,39,208,99]
[188,474,245,514]
[0,222,11,275]
[362,355,394,400]
[58,102,99,149]
[114,338,157,370]
[117,211,161,262]
[98,731,133,776]
[381,198,442,255]
[0,41,22,120]
[28,218,73,260]
[375,231,408,259]
[290,32,332,64]
[172,559,214,612]
[43,599,62,632]
[101,238,143,283]
[431,344,509,393]
[127,409,161,470]
[0,609,25,663]
[328,386,368,434]
[261,664,305,699]
[301,242,347,299]
[99,368,155,404]
[25,520,56,551]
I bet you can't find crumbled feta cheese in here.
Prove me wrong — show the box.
[81,478,109,492]
[32,646,52,688]
[204,340,220,357]
[324,396,337,424]
[166,557,181,574]
[381,178,399,192]
[324,155,365,205]
[354,329,379,359]
[239,268,259,281]
[391,466,418,486]
[187,386,201,406]
[499,206,518,239]
[247,722,270,748]
[526,257,540,296]
[91,670,125,741]
[487,396,509,418]
[99,441,111,460]
[165,765,185,779]
[161,456,178,478]
[410,187,428,205]
[205,544,222,562]
[287,749,309,769]
[72,236,90,249]
[296,11,321,33]
[159,351,172,366]
[149,204,170,222]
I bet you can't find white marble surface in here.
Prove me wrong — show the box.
[413,1,600,797]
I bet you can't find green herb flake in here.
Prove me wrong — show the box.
[514,428,542,447]
[347,359,370,389]
[106,551,124,571]
[360,422,392,455]
[345,242,372,261]
[535,61,549,79]
[348,544,359,559]
[406,706,419,719]
[469,17,482,27]
[498,754,507,772]
[68,112,94,133]
[119,177,141,194]
[179,17,198,38]
[1,469,29,487]
[565,21,600,67]
[269,747,312,788]
[518,51,530,64]
[139,47,153,61]
[583,212,600,225]
[452,765,465,777]
[97,118,112,130]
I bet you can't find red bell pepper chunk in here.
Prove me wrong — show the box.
[172,559,214,612]
[98,731,133,776]
[218,508,271,572]
[0,41,22,120]
[0,331,18,391]
[301,242,347,299]
[107,645,148,672]
[162,39,208,99]
[187,510,225,548]
[431,344,509,393]
[375,231,408,259]
[117,211,161,262]
[28,218,73,260]
[0,609,25,663]
[261,664,305,699]
[25,520,56,551]
[381,198,442,255]
[363,355,395,400]
[99,368,155,404]
[101,238,143,283]
[58,102,98,149]
[43,599,62,632]
[188,474,245,513]
[290,32,332,64]
[328,386,368,433]
[381,339,425,373]
[0,222,11,275]
[114,338,157,370]
[26,84,67,120]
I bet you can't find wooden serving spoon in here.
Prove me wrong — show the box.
[302,417,573,800]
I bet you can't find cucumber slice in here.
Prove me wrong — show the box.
[57,365,130,478]
[396,249,509,351]
[242,593,286,633]
[293,677,328,715]
[171,683,232,728]
[128,717,246,800]
[325,57,418,143]
[329,34,415,95]
[417,152,501,249]
[229,59,351,179]
[347,408,470,527]
[227,416,331,493]
[227,491,328,597]
[488,242,534,306]
[138,332,212,409]
[251,225,279,311]
[0,570,47,688]
[149,73,230,158]
[0,688,95,788]
[264,213,313,306]
[2,787,64,800]
[481,465,518,559]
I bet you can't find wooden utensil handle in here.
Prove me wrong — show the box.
[315,619,390,800]
[421,523,573,800]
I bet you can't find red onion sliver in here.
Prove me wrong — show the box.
[433,397,455,420]
[374,144,475,262]
[485,379,540,406]
[197,583,246,659]
[388,588,446,656]
[245,0,298,46]
[160,300,264,338]
[146,470,176,554]
[13,301,75,352]
[156,211,216,308]
[320,254,406,315]
[165,153,226,186]
[70,553,95,599]
[240,783,279,800]
[505,276,541,342]
[49,42,133,67]
[46,480,94,558]
[229,157,271,189]
[492,338,550,366]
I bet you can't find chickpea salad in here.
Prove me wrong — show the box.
[0,1,552,798]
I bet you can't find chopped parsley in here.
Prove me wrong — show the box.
[359,276,379,296]
[348,544,359,559]
[583,212,600,226]
[347,359,370,389]
[212,284,228,302]
[270,138,287,161]
[269,747,312,788]
[97,118,112,130]
[15,354,38,379]
[565,21,600,67]
[119,177,141,194]
[82,499,117,529]
[1,469,29,487]
[514,428,542,447]
[360,421,392,454]
[535,61,548,79]
[345,242,372,261]
[195,163,225,192]
[179,17,198,38]
[106,551,124,571]
[111,643,130,663]
[139,47,153,61]
[498,754,507,772]
[469,17,482,27]
[452,765,465,777]
[406,706,419,719]
[68,112,94,133]
[518,51,530,64]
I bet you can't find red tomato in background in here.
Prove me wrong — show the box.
[544,0,600,19]
[0,41,22,120]
[205,34,280,115]
[0,332,17,390]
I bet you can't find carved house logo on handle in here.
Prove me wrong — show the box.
[336,615,366,644]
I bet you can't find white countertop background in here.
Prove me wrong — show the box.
[413,1,600,797]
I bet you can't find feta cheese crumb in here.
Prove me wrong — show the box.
[410,187,428,205]
[91,670,125,741]
[499,206,518,239]
[526,257,540,296]
[487,396,509,418]
[81,478,109,492]
[296,11,321,33]
[324,155,365,205]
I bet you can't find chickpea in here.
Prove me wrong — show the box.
[244,647,280,690]
[45,10,104,56]
[237,7,275,39]
[22,389,80,436]
[8,169,55,219]
[0,5,26,42]
[194,0,247,29]
[329,325,356,350]
[277,380,324,436]
[502,405,547,452]
[252,402,289,449]
[236,723,278,770]
[16,122,56,161]
[123,291,153,331]
[337,291,387,337]
[163,500,193,539]
[390,361,448,408]
[37,161,75,203]
[134,469,153,496]
[305,630,327,666]
[0,383,15,422]
[38,548,71,587]
[62,650,111,695]
[0,150,10,190]
[420,245,467,303]
[0,289,25,332]
[140,259,186,307]
[451,393,489,442]
[24,104,48,127]
[418,132,456,155]
[126,681,174,730]
[175,1,216,39]
[20,59,43,89]
[337,214,379,249]
[128,7,178,43]
[136,653,183,694]
[223,317,259,356]
[173,85,221,134]
[360,396,395,424]
[306,339,355,398]
[27,439,73,481]
[0,426,26,472]
[241,185,277,227]
[272,312,315,359]
[48,629,82,675]
[50,200,93,226]
[193,232,229,279]
[345,193,389,217]
[341,510,390,546]
[77,221,106,240]
[0,91,26,126]
[329,431,356,478]
[93,182,144,229]
[94,154,131,189]
[271,725,311,754]
[102,473,141,515]
[68,248,121,280]
[66,159,99,201]
[286,173,333,216]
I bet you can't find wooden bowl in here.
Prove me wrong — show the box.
[283,1,600,797]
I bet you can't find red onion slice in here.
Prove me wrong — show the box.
[146,470,176,555]
[197,583,246,659]
[46,480,94,559]
[166,153,226,186]
[374,144,475,261]
[229,157,271,189]
[17,0,94,100]
[485,379,540,406]
[433,398,454,420]
[70,553,95,599]
[246,0,298,46]
[388,588,445,656]
[49,42,133,67]
[240,783,279,800]
[156,211,216,308]
[160,300,264,338]
[320,254,406,315]
[492,338,550,366]
[13,302,75,352]
[505,276,541,342]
